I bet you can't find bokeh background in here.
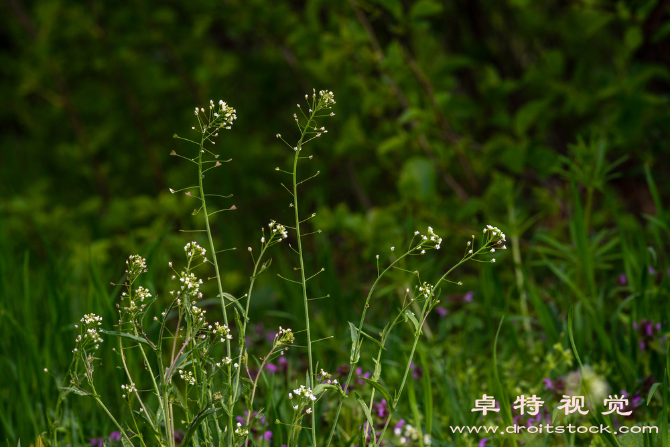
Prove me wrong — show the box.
[2,0,670,445]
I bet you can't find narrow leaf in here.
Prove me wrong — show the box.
[647,383,661,406]
[353,391,376,444]
[361,378,395,411]
[100,330,155,349]
[349,322,360,364]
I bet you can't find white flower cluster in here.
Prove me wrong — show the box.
[234,422,248,437]
[179,369,196,385]
[179,271,203,292]
[394,423,431,445]
[319,369,337,384]
[289,385,317,412]
[415,227,442,253]
[74,314,104,351]
[214,100,236,129]
[482,225,506,262]
[277,326,294,345]
[215,357,232,368]
[184,241,207,259]
[121,383,137,398]
[135,286,152,302]
[269,220,288,240]
[191,306,206,323]
[212,322,233,341]
[126,255,147,277]
[82,313,103,326]
[418,282,435,299]
[483,225,506,244]
[293,385,317,401]
[319,90,336,106]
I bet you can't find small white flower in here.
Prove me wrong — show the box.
[491,258,496,263]
[293,405,298,410]
[391,247,395,251]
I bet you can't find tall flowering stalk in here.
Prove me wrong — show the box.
[276,89,336,445]
[173,100,238,445]
[46,92,510,447]
[326,226,507,446]
[375,226,507,445]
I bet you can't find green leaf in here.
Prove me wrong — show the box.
[349,322,360,364]
[181,407,218,446]
[568,307,621,447]
[58,386,91,397]
[377,134,407,156]
[121,438,134,447]
[358,329,384,350]
[360,378,395,411]
[99,330,155,349]
[493,317,515,447]
[353,391,376,444]
[313,383,345,398]
[219,293,248,319]
[647,382,660,406]
[617,429,646,447]
[398,157,437,202]
[165,349,193,381]
[514,99,548,136]
[404,310,420,334]
[250,258,272,280]
[410,0,443,20]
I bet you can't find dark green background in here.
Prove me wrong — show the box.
[2,0,670,445]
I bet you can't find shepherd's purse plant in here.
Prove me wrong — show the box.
[46,90,507,447]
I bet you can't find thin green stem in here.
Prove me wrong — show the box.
[375,244,492,445]
[291,102,323,445]
[197,133,233,446]
[233,243,269,432]
[325,249,414,446]
[89,382,133,446]
[118,339,157,434]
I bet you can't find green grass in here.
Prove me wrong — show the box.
[2,159,669,446]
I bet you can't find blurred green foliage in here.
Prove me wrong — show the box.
[1,0,670,445]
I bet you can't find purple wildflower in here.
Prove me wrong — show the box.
[410,362,423,379]
[634,319,662,352]
[463,291,474,302]
[619,274,627,286]
[436,306,448,318]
